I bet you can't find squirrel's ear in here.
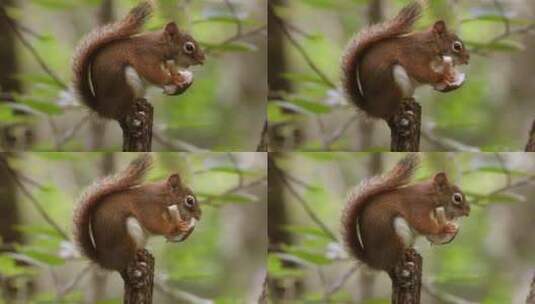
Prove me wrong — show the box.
[433,172,449,191]
[432,20,447,34]
[164,22,179,37]
[167,174,182,190]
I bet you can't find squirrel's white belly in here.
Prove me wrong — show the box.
[125,66,146,99]
[393,216,415,247]
[126,216,148,249]
[392,65,419,98]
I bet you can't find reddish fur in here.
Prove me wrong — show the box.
[73,154,202,271]
[342,153,470,273]
[341,2,421,117]
[71,2,152,117]
[341,153,419,264]
[73,154,152,266]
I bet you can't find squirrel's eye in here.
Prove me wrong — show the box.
[184,42,195,54]
[452,193,463,205]
[452,41,463,52]
[184,195,196,208]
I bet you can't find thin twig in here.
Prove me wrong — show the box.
[421,126,480,152]
[153,131,207,152]
[268,3,336,89]
[324,264,360,299]
[471,175,535,205]
[0,8,67,89]
[272,161,338,241]
[326,114,358,148]
[155,276,213,304]
[205,25,267,54]
[57,114,91,150]
[0,157,69,240]
[200,176,267,206]
[493,153,511,187]
[57,264,92,298]
[423,280,478,304]
[223,0,242,35]
[227,153,243,187]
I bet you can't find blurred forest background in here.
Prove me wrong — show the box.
[267,0,535,152]
[0,0,266,151]
[268,152,535,303]
[0,152,267,303]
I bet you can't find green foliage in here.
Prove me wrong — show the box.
[268,0,533,151]
[270,153,534,302]
[6,0,265,151]
[1,152,265,302]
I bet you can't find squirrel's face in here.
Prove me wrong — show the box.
[432,172,470,219]
[163,22,205,67]
[165,173,202,242]
[430,20,470,65]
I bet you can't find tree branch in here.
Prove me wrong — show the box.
[0,156,69,240]
[525,119,535,152]
[387,99,421,152]
[271,160,338,241]
[119,99,153,152]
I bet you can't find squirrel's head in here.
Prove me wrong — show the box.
[432,172,470,219]
[429,20,470,65]
[163,22,205,67]
[164,173,202,242]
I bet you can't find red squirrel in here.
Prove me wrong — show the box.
[72,1,205,120]
[73,154,201,273]
[341,2,470,120]
[341,154,470,277]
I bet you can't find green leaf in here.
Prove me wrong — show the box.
[466,40,525,52]
[485,192,526,204]
[15,73,64,89]
[17,249,64,266]
[30,0,77,10]
[199,192,258,205]
[281,245,331,265]
[17,97,62,115]
[280,72,330,88]
[298,0,343,9]
[463,166,530,176]
[204,41,258,53]
[461,14,533,25]
[14,225,63,240]
[193,16,257,27]
[281,225,331,240]
[0,104,25,124]
[0,255,29,276]
[267,254,304,279]
[274,97,332,115]
[203,166,259,176]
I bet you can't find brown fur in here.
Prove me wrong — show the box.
[73,154,202,271]
[341,2,469,119]
[71,1,205,120]
[341,154,470,274]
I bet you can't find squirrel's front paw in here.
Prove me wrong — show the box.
[426,222,459,245]
[163,70,193,95]
[435,71,466,92]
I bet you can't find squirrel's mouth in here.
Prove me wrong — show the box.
[166,205,197,243]
[167,224,195,243]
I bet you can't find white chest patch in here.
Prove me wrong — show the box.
[126,217,147,249]
[125,66,146,98]
[393,216,414,247]
[392,65,416,98]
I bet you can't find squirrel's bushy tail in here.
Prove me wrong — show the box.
[341,2,421,113]
[71,1,152,114]
[73,154,152,264]
[341,153,419,263]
